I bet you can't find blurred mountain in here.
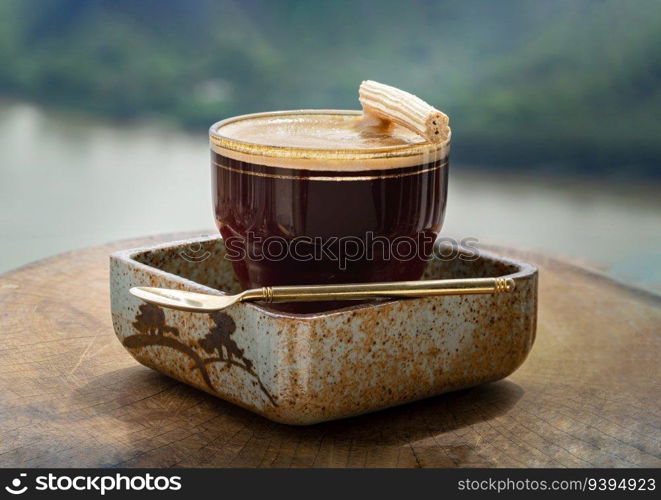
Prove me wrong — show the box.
[0,0,659,175]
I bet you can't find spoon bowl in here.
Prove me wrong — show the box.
[129,287,246,312]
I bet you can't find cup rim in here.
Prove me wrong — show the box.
[209,109,451,162]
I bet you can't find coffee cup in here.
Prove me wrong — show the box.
[210,110,450,310]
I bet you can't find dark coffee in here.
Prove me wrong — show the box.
[210,111,450,311]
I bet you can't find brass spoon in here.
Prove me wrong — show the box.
[130,277,515,313]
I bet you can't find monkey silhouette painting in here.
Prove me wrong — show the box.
[132,303,180,337]
[198,312,253,371]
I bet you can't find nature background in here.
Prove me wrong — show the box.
[0,0,659,290]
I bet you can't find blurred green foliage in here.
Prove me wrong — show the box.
[0,0,659,175]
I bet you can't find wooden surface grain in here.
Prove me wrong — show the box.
[0,233,659,468]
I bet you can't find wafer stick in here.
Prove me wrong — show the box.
[359,80,449,143]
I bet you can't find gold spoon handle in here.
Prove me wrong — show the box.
[253,277,515,303]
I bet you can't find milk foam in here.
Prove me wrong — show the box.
[219,112,425,149]
[210,111,450,171]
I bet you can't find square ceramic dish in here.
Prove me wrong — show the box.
[110,236,537,425]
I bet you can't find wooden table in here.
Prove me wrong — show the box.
[0,233,659,468]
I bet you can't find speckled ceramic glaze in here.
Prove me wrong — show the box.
[110,235,537,425]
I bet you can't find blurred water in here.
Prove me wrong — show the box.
[1,101,659,291]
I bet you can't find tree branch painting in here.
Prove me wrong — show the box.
[124,303,277,406]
